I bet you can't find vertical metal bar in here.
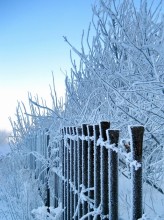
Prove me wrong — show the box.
[57,141,60,207]
[67,127,71,220]
[69,127,74,220]
[41,130,44,184]
[46,132,50,213]
[77,127,83,219]
[107,129,119,220]
[61,128,65,219]
[82,124,88,217]
[54,141,57,208]
[59,129,63,211]
[94,124,101,220]
[73,127,78,220]
[56,140,59,208]
[130,126,144,220]
[54,140,59,208]
[64,127,67,220]
[87,125,94,219]
[99,121,110,219]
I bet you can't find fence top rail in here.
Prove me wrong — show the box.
[63,123,144,170]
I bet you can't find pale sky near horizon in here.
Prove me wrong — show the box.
[0,0,95,131]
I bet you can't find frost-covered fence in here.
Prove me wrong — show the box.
[61,121,144,220]
[24,121,144,219]
[25,129,51,206]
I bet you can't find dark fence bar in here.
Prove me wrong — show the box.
[130,126,144,220]
[82,124,88,217]
[99,121,110,219]
[73,127,78,220]
[69,127,74,220]
[66,127,70,220]
[87,125,94,220]
[54,141,59,209]
[45,133,50,212]
[64,127,68,220]
[93,124,101,220]
[107,129,119,220]
[77,127,83,219]
[61,128,65,219]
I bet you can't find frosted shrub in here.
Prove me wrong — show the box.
[64,0,164,193]
[0,150,43,220]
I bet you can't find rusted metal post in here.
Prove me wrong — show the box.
[66,127,71,220]
[69,127,74,220]
[129,126,144,220]
[87,125,94,219]
[45,132,50,213]
[61,128,65,219]
[99,121,110,219]
[107,129,119,220]
[73,127,78,220]
[94,124,101,220]
[77,127,83,219]
[63,127,67,220]
[82,124,88,217]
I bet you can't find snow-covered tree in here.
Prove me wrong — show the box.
[64,0,164,188]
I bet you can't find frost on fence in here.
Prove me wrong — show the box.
[129,126,144,220]
[107,129,119,220]
[20,117,164,219]
[59,121,146,220]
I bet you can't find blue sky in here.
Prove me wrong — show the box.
[0,0,95,131]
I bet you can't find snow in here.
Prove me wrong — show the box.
[31,203,63,220]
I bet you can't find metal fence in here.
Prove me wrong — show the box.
[26,121,144,219]
[60,121,144,220]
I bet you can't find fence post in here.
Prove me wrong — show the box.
[41,130,44,184]
[129,126,144,220]
[56,141,60,208]
[69,127,74,220]
[63,127,68,220]
[46,131,51,212]
[87,125,94,219]
[77,127,83,219]
[66,127,71,220]
[53,140,59,208]
[107,129,119,220]
[99,121,110,219]
[82,124,88,217]
[61,128,65,219]
[45,131,50,213]
[73,127,78,220]
[94,124,101,220]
